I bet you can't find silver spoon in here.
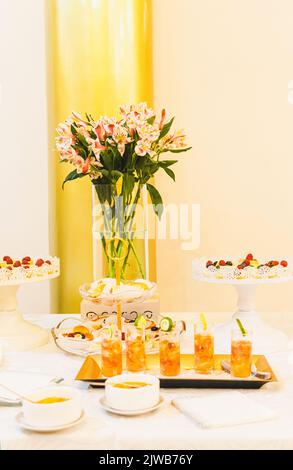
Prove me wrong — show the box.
[221,360,271,380]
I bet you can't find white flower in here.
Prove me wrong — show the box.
[135,139,152,157]
[119,102,155,130]
[56,121,73,137]
[137,123,160,142]
[112,125,132,155]
[159,129,188,150]
[56,136,74,161]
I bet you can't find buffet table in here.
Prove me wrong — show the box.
[1,312,293,450]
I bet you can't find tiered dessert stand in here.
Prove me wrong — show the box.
[193,259,292,353]
[0,270,59,352]
[80,237,157,334]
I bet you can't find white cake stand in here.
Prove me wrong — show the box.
[192,272,292,354]
[0,273,59,352]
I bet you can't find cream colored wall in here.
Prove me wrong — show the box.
[153,0,293,313]
[0,0,50,313]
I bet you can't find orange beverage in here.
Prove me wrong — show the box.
[194,326,214,374]
[160,330,180,376]
[101,327,122,377]
[125,324,146,372]
[231,329,252,378]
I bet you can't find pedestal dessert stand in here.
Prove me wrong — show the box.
[192,269,292,354]
[0,272,59,352]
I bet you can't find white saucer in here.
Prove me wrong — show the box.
[99,395,164,416]
[16,410,86,433]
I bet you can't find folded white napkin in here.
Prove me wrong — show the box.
[0,371,63,402]
[172,391,278,429]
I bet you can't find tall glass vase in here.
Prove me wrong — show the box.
[92,183,149,281]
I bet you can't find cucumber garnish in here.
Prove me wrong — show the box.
[160,317,174,332]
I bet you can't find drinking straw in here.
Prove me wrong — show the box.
[236,318,247,336]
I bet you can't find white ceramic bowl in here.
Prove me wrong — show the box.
[22,386,82,427]
[105,373,160,411]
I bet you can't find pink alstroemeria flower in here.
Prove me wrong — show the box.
[93,117,116,140]
[135,139,152,157]
[82,157,90,174]
[94,124,105,142]
[120,103,155,129]
[56,122,72,137]
[137,123,160,142]
[119,104,132,117]
[90,139,106,158]
[71,111,89,127]
[112,125,132,155]
[70,154,84,173]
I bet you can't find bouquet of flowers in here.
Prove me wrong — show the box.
[56,103,191,278]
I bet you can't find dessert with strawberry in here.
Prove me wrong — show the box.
[193,253,292,281]
[0,255,59,283]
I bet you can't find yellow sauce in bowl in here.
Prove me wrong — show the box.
[112,381,150,389]
[36,397,70,404]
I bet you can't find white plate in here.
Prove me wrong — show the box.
[99,395,164,416]
[16,410,86,433]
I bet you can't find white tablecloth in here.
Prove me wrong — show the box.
[1,313,293,450]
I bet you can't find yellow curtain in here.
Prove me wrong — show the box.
[46,0,154,313]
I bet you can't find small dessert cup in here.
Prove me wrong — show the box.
[231,329,252,378]
[194,323,214,374]
[101,325,123,377]
[125,324,146,373]
[159,329,180,377]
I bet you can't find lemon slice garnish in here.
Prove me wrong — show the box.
[125,281,148,291]
[199,312,207,331]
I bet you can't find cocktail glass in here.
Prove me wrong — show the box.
[231,329,252,378]
[194,324,214,374]
[159,329,180,376]
[125,324,146,373]
[101,326,122,377]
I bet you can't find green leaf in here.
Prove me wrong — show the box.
[85,113,94,123]
[136,155,147,170]
[111,170,123,179]
[71,124,78,135]
[89,130,97,139]
[168,146,192,153]
[159,117,174,140]
[100,152,114,171]
[72,145,87,159]
[159,159,178,168]
[146,183,163,219]
[76,133,88,148]
[62,170,87,189]
[122,173,135,200]
[163,166,175,181]
[100,169,110,178]
[147,116,156,125]
[94,182,113,204]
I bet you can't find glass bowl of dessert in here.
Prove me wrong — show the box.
[79,278,157,306]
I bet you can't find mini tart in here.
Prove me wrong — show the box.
[200,254,292,281]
